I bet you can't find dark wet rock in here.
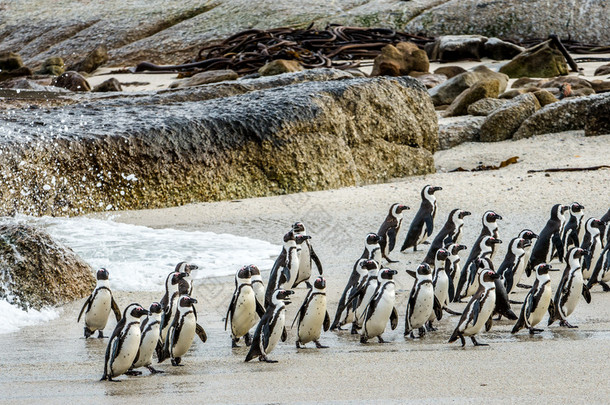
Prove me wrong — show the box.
[590,80,610,93]
[0,222,95,310]
[0,77,68,93]
[595,64,610,77]
[0,76,437,216]
[483,37,524,60]
[438,115,485,149]
[36,57,65,76]
[433,66,466,79]
[429,65,508,106]
[533,90,558,107]
[499,40,568,78]
[372,42,429,76]
[411,72,447,89]
[513,93,609,139]
[467,98,508,116]
[259,60,303,76]
[170,69,238,88]
[0,66,33,83]
[52,71,91,92]
[585,95,610,136]
[425,35,487,62]
[0,52,23,71]
[92,78,122,92]
[444,79,500,117]
[480,93,540,142]
[68,45,108,73]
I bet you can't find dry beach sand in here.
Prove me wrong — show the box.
[1,130,610,404]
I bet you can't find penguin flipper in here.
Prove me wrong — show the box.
[485,315,493,332]
[425,215,434,237]
[310,246,324,275]
[390,307,398,330]
[281,327,288,342]
[255,301,266,319]
[505,270,514,294]
[547,299,556,325]
[552,233,564,262]
[471,299,481,327]
[387,227,397,252]
[405,269,416,278]
[447,272,455,302]
[77,295,92,323]
[433,296,443,321]
[225,295,235,331]
[195,323,207,343]
[323,311,331,332]
[292,290,311,329]
[110,296,121,322]
[582,284,592,303]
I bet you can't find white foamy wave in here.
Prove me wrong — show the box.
[14,215,280,292]
[0,300,60,334]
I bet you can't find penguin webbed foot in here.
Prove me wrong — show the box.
[125,369,142,376]
[494,315,502,321]
[471,336,488,346]
[360,336,368,344]
[418,326,426,337]
[231,338,239,348]
[84,327,93,338]
[422,241,430,245]
[377,336,387,343]
[385,257,399,264]
[244,333,252,346]
[146,366,164,374]
[314,340,328,349]
[458,334,466,347]
[517,283,532,289]
[97,330,105,338]
[350,324,359,335]
[443,307,462,316]
[559,320,578,328]
[425,322,437,332]
[601,282,610,292]
[259,355,278,363]
[528,327,544,335]
[171,358,183,366]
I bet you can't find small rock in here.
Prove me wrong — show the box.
[52,71,91,92]
[371,42,429,76]
[480,93,540,142]
[585,95,610,136]
[92,78,122,92]
[540,76,593,91]
[258,59,303,76]
[426,35,487,61]
[499,40,568,78]
[467,98,508,116]
[0,51,24,71]
[429,65,508,106]
[438,115,485,149]
[444,79,501,117]
[594,64,610,77]
[68,45,109,73]
[0,66,33,83]
[410,72,447,89]
[500,89,527,99]
[533,90,558,107]
[37,57,65,76]
[170,69,239,88]
[511,77,544,89]
[433,66,467,79]
[590,80,610,93]
[483,37,524,60]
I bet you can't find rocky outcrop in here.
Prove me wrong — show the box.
[429,65,508,106]
[499,41,568,78]
[425,35,487,61]
[372,42,429,76]
[434,66,466,79]
[68,45,109,73]
[0,76,438,216]
[170,70,238,88]
[36,57,64,76]
[52,71,91,91]
[480,93,540,142]
[0,222,95,310]
[92,78,122,92]
[443,79,501,117]
[585,96,610,136]
[595,64,610,77]
[533,90,558,107]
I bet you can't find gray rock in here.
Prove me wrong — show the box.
[438,115,485,149]
[426,35,487,61]
[0,51,23,71]
[429,65,508,106]
[259,60,303,76]
[433,66,467,79]
[92,78,122,92]
[0,76,438,216]
[585,95,610,136]
[411,73,447,89]
[514,93,609,139]
[170,70,238,88]
[0,222,95,310]
[68,45,108,73]
[483,37,524,60]
[594,64,610,77]
[480,93,540,142]
[444,79,501,117]
[467,98,508,116]
[52,71,91,92]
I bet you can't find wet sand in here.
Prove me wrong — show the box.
[2,131,610,404]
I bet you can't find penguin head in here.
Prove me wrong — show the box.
[586,218,604,233]
[570,202,585,215]
[366,233,381,245]
[519,229,538,240]
[458,210,471,219]
[535,263,553,277]
[390,203,410,217]
[124,303,148,320]
[480,270,500,288]
[483,210,502,225]
[380,268,398,280]
[237,265,252,281]
[149,302,163,315]
[435,248,449,262]
[313,277,326,291]
[295,234,312,245]
[422,185,442,199]
[247,264,261,276]
[283,231,295,243]
[360,259,379,272]
[273,289,294,306]
[475,257,494,271]
[292,222,306,235]
[175,262,198,274]
[415,264,432,278]
[448,243,468,256]
[483,236,502,248]
[515,237,531,250]
[96,268,109,281]
[179,296,197,308]
[566,247,587,264]
[169,271,187,286]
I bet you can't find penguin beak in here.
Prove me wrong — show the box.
[549,267,561,272]
[189,298,198,305]
[494,214,503,220]
[462,211,471,217]
[457,244,468,251]
[187,264,199,272]
[433,186,443,192]
[490,273,500,280]
[492,239,502,244]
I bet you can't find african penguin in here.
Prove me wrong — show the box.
[423,208,471,265]
[580,217,604,280]
[511,264,556,335]
[448,270,499,347]
[454,236,502,302]
[248,264,266,308]
[427,248,454,329]
[226,266,266,348]
[405,264,440,338]
[348,260,380,333]
[400,185,442,252]
[175,261,198,296]
[377,203,410,262]
[265,231,308,307]
[246,289,294,363]
[561,202,585,257]
[496,237,530,294]
[293,277,331,349]
[77,268,121,338]
[526,204,568,276]
[128,302,164,375]
[601,208,610,246]
[101,303,148,381]
[512,229,538,289]
[291,222,323,288]
[446,243,468,302]
[360,269,399,344]
[474,210,502,259]
[157,271,187,358]
[587,244,610,291]
[159,296,199,366]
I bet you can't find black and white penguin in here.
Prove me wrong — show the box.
[587,245,610,291]
[446,243,468,301]
[348,260,380,333]
[427,248,455,329]
[77,268,122,338]
[400,185,442,252]
[580,217,604,281]
[248,264,266,308]
[423,209,471,265]
[159,296,199,366]
[330,233,381,330]
[526,204,569,276]
[265,231,308,307]
[293,277,331,349]
[548,247,591,328]
[226,266,266,347]
[101,303,149,381]
[512,229,538,289]
[157,271,187,357]
[405,264,440,338]
[474,210,503,259]
[496,237,531,294]
[454,236,502,302]
[511,264,556,335]
[291,222,323,288]
[246,289,295,363]
[561,202,586,256]
[360,269,399,343]
[448,270,499,347]
[601,208,610,246]
[377,203,410,262]
[128,302,164,375]
[174,262,198,296]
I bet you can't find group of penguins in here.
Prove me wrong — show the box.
[78,185,610,380]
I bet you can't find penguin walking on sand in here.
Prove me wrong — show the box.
[127,302,164,375]
[587,245,610,291]
[423,209,471,265]
[226,266,266,347]
[159,296,199,366]
[548,247,591,328]
[474,210,503,259]
[513,229,538,289]
[77,268,121,338]
[562,203,585,256]
[291,222,323,288]
[600,208,610,246]
[427,248,457,328]
[497,237,531,294]
[174,262,198,296]
[512,264,557,335]
[360,269,399,343]
[446,243,468,302]
[157,271,187,358]
[248,264,266,308]
[331,233,381,330]
[265,231,308,307]
[580,218,604,281]
[400,185,442,252]
[293,277,331,349]
[377,203,410,262]
[454,236,502,302]
[348,260,380,333]
[526,204,569,276]
[246,289,295,363]
[101,303,149,381]
[405,264,441,338]
[448,270,499,347]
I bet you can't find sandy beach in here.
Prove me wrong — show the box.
[1,130,609,404]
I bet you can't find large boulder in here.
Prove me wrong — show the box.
[438,116,485,150]
[372,42,429,76]
[36,57,64,76]
[595,64,610,77]
[0,76,438,216]
[170,69,239,88]
[499,40,568,78]
[425,35,487,61]
[434,66,466,79]
[480,93,540,142]
[429,65,508,106]
[0,51,23,71]
[585,95,610,136]
[68,45,109,73]
[0,222,95,310]
[52,71,91,91]
[483,38,524,60]
[92,78,122,92]
[467,98,508,116]
[443,79,501,117]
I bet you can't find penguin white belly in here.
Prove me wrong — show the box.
[295,245,312,286]
[265,310,285,354]
[583,241,602,280]
[298,295,326,343]
[512,257,527,287]
[364,289,395,338]
[563,273,583,317]
[451,262,461,290]
[409,284,433,328]
[252,280,265,307]
[232,289,258,338]
[160,296,179,341]
[133,324,159,368]
[110,326,141,377]
[416,226,428,246]
[355,283,377,326]
[85,290,112,331]
[466,277,480,298]
[435,272,449,307]
[528,286,552,327]
[463,290,495,336]
[171,314,196,358]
